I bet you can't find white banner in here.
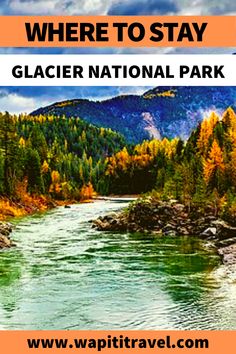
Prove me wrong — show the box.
[0,54,235,86]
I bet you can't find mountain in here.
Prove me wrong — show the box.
[31,87,236,143]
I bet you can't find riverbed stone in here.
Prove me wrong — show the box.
[177,227,189,235]
[0,222,14,249]
[0,235,11,248]
[0,221,12,236]
[211,220,236,239]
[164,230,177,236]
[201,227,217,237]
[173,203,185,212]
[218,244,236,266]
[92,197,236,266]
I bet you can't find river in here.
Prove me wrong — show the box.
[0,200,236,330]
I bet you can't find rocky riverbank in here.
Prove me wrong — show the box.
[93,197,236,265]
[0,196,57,222]
[0,221,14,249]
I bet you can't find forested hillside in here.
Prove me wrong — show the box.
[101,107,236,221]
[31,86,236,142]
[1,107,236,222]
[0,112,125,218]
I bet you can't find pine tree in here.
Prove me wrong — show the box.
[203,139,225,192]
[222,107,236,130]
[28,126,48,162]
[0,154,4,194]
[0,112,19,196]
[26,148,45,194]
[49,170,62,197]
[192,177,207,212]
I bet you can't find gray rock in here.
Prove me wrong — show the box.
[111,219,118,225]
[0,235,12,248]
[163,223,176,231]
[103,212,119,221]
[178,227,189,235]
[173,203,185,212]
[0,221,12,236]
[201,227,217,237]
[211,220,236,239]
[218,243,236,265]
[0,222,14,248]
[164,230,177,236]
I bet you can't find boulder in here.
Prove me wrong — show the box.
[177,227,189,235]
[102,212,119,221]
[164,230,177,236]
[0,222,14,249]
[163,223,176,231]
[93,218,109,231]
[173,203,185,213]
[0,221,12,236]
[218,244,236,266]
[200,227,217,237]
[0,234,12,248]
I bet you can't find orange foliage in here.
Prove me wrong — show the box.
[222,107,236,147]
[143,90,176,99]
[0,199,26,220]
[106,138,179,177]
[80,182,95,201]
[41,160,49,173]
[55,101,73,107]
[49,170,61,194]
[203,139,225,182]
[197,112,219,156]
[227,147,236,187]
[222,107,236,129]
[0,180,51,221]
[19,136,26,147]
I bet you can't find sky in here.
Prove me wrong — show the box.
[0,0,235,113]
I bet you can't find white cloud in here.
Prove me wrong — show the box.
[6,0,236,16]
[69,0,111,15]
[9,0,57,14]
[117,86,151,96]
[0,48,33,54]
[0,92,51,114]
[115,47,175,54]
[179,0,236,15]
[9,0,112,15]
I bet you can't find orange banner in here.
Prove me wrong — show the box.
[0,330,235,354]
[0,16,235,47]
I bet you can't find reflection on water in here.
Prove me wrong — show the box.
[0,249,24,320]
[0,201,235,330]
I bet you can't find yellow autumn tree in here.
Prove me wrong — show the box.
[197,112,219,156]
[149,139,160,156]
[203,139,225,184]
[81,130,86,141]
[41,160,49,174]
[49,170,61,195]
[222,107,236,148]
[100,127,105,137]
[228,147,236,188]
[19,136,26,148]
[222,107,236,129]
[208,112,219,130]
[80,182,95,201]
[116,147,130,170]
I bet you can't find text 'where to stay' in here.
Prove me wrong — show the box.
[25,22,208,43]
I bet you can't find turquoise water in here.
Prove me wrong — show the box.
[0,201,236,330]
